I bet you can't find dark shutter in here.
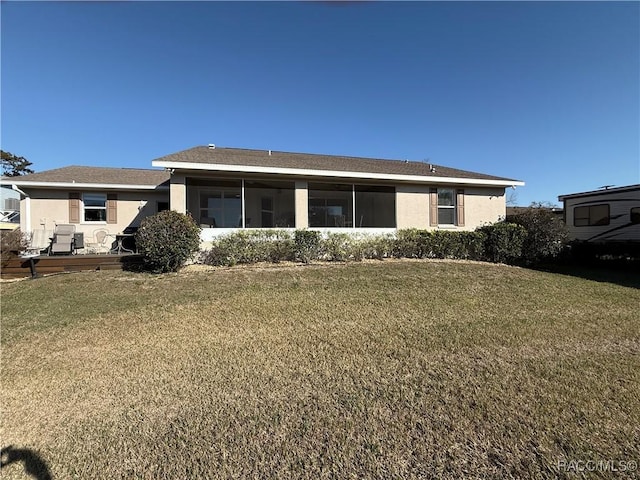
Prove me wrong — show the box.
[69,192,80,223]
[456,189,465,227]
[429,188,438,227]
[107,193,117,224]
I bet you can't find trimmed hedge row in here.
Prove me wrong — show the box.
[201,224,529,267]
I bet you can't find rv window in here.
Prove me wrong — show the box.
[574,204,609,227]
[631,207,640,224]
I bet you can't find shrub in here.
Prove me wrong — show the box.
[440,231,485,260]
[508,203,568,265]
[1,228,28,268]
[135,211,201,273]
[394,230,485,260]
[322,233,357,262]
[294,230,321,263]
[478,222,527,264]
[394,229,431,258]
[360,234,395,260]
[203,230,294,266]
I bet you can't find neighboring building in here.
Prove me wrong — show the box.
[1,146,524,242]
[558,184,640,242]
[0,185,21,230]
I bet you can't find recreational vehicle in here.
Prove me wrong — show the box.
[558,184,640,242]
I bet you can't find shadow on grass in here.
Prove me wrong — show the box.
[120,254,146,273]
[1,445,52,480]
[535,261,640,289]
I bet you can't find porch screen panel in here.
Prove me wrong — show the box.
[355,185,395,227]
[308,183,353,227]
[196,180,242,228]
[244,180,295,228]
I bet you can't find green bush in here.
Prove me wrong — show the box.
[478,222,527,264]
[135,211,201,273]
[508,204,568,265]
[294,230,321,263]
[360,234,395,260]
[1,228,28,268]
[394,229,430,258]
[204,230,294,266]
[394,230,485,260]
[322,233,357,262]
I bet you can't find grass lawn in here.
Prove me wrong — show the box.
[1,260,638,479]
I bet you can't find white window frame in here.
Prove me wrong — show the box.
[82,193,107,223]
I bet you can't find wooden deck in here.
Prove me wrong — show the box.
[1,254,144,279]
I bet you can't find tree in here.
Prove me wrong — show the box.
[508,202,568,265]
[1,150,34,177]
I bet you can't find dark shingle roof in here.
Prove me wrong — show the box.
[2,166,169,187]
[153,146,520,183]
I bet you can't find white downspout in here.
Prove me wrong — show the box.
[12,184,31,234]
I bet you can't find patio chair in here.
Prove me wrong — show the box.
[50,224,76,255]
[85,228,111,254]
[200,216,217,228]
[27,229,53,255]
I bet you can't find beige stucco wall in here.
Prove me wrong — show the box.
[170,174,187,214]
[23,188,169,237]
[462,187,506,230]
[396,185,430,229]
[395,185,505,230]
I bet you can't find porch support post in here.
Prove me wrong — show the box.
[352,184,356,229]
[241,179,245,228]
[169,173,187,214]
[294,180,308,229]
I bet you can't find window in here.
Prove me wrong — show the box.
[437,189,455,225]
[244,180,295,227]
[355,185,395,227]
[631,207,640,224]
[574,204,609,226]
[261,197,274,227]
[157,201,169,213]
[199,188,241,228]
[83,193,107,222]
[308,183,353,227]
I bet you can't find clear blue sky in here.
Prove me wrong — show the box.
[2,1,638,206]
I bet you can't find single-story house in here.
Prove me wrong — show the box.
[558,184,640,242]
[1,145,524,245]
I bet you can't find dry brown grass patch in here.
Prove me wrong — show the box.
[1,262,638,479]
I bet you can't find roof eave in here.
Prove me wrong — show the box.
[0,180,169,190]
[153,161,524,188]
